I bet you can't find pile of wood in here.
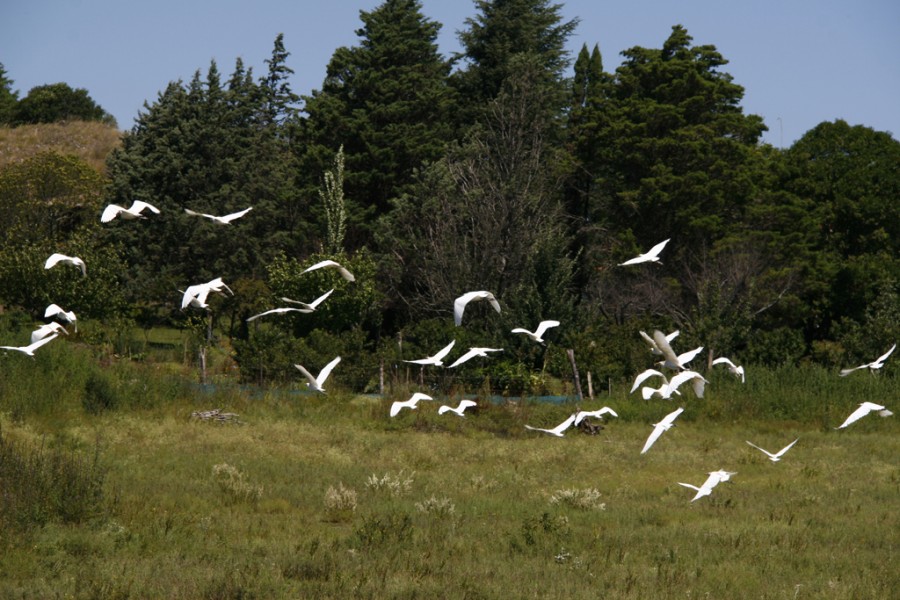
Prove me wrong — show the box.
[191,408,241,424]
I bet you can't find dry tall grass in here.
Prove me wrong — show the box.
[0,121,122,173]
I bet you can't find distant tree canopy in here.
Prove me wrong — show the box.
[1,4,896,381]
[0,63,18,124]
[11,82,116,128]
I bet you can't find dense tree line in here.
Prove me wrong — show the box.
[1,0,896,387]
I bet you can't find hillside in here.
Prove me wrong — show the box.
[0,120,122,173]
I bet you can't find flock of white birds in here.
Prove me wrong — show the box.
[6,208,896,501]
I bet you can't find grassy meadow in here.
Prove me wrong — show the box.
[0,338,898,599]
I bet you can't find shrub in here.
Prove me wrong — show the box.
[83,370,119,413]
[323,482,358,522]
[211,463,262,504]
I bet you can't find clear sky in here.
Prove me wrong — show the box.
[2,0,897,147]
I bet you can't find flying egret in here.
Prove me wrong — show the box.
[671,346,704,368]
[447,347,503,368]
[839,343,896,376]
[745,438,799,462]
[835,402,893,429]
[525,413,578,437]
[31,322,68,344]
[438,399,478,417]
[44,253,86,276]
[280,289,334,312]
[640,407,684,454]
[180,277,234,310]
[390,392,434,417]
[678,470,736,502]
[184,206,253,225]
[651,329,684,370]
[246,307,310,322]
[574,407,618,426]
[511,320,560,344]
[0,333,59,358]
[639,329,680,356]
[630,369,671,395]
[294,356,341,393]
[101,200,161,223]
[403,340,456,366]
[712,356,746,383]
[453,291,501,326]
[642,370,706,400]
[302,260,355,282]
[618,238,670,267]
[45,304,77,329]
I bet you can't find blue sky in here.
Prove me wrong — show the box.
[2,0,897,147]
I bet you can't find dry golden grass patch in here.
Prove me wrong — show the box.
[0,121,121,173]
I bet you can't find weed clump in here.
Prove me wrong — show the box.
[549,488,607,511]
[365,470,414,497]
[211,463,263,504]
[323,482,357,522]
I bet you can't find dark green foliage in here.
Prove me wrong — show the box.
[82,370,119,414]
[299,0,456,249]
[0,62,19,124]
[12,82,115,127]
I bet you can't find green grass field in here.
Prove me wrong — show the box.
[1,346,897,599]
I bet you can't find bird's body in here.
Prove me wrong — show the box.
[404,340,456,366]
[390,392,434,417]
[639,330,679,356]
[618,239,670,267]
[839,344,896,376]
[180,277,234,310]
[184,206,252,225]
[835,402,893,429]
[454,291,501,326]
[438,399,477,417]
[511,320,560,344]
[574,407,618,426]
[712,356,746,383]
[630,369,670,394]
[101,200,160,223]
[280,289,334,312]
[447,347,503,368]
[0,333,59,357]
[45,303,77,327]
[642,370,706,400]
[44,253,86,276]
[651,329,684,370]
[31,322,68,344]
[678,470,736,502]
[640,407,684,454]
[294,356,341,393]
[746,438,799,462]
[302,260,355,282]
[525,413,578,437]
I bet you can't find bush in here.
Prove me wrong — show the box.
[83,370,119,414]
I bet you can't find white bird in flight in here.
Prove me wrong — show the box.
[294,356,341,393]
[453,291,501,326]
[745,438,799,462]
[184,206,253,225]
[447,347,503,369]
[246,307,309,322]
[438,399,478,417]
[678,470,736,502]
[280,289,334,312]
[574,406,618,426]
[640,407,684,454]
[31,322,68,344]
[45,303,77,329]
[404,340,456,366]
[390,392,434,417]
[839,343,896,376]
[44,253,86,276]
[618,238,670,267]
[101,200,161,223]
[712,356,746,383]
[180,277,234,310]
[835,402,893,429]
[630,368,672,395]
[302,260,355,282]
[525,413,578,437]
[639,329,679,356]
[649,330,699,371]
[511,320,560,344]
[0,333,59,358]
[642,370,706,400]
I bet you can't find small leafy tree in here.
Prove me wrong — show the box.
[320,145,347,255]
[13,82,116,127]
